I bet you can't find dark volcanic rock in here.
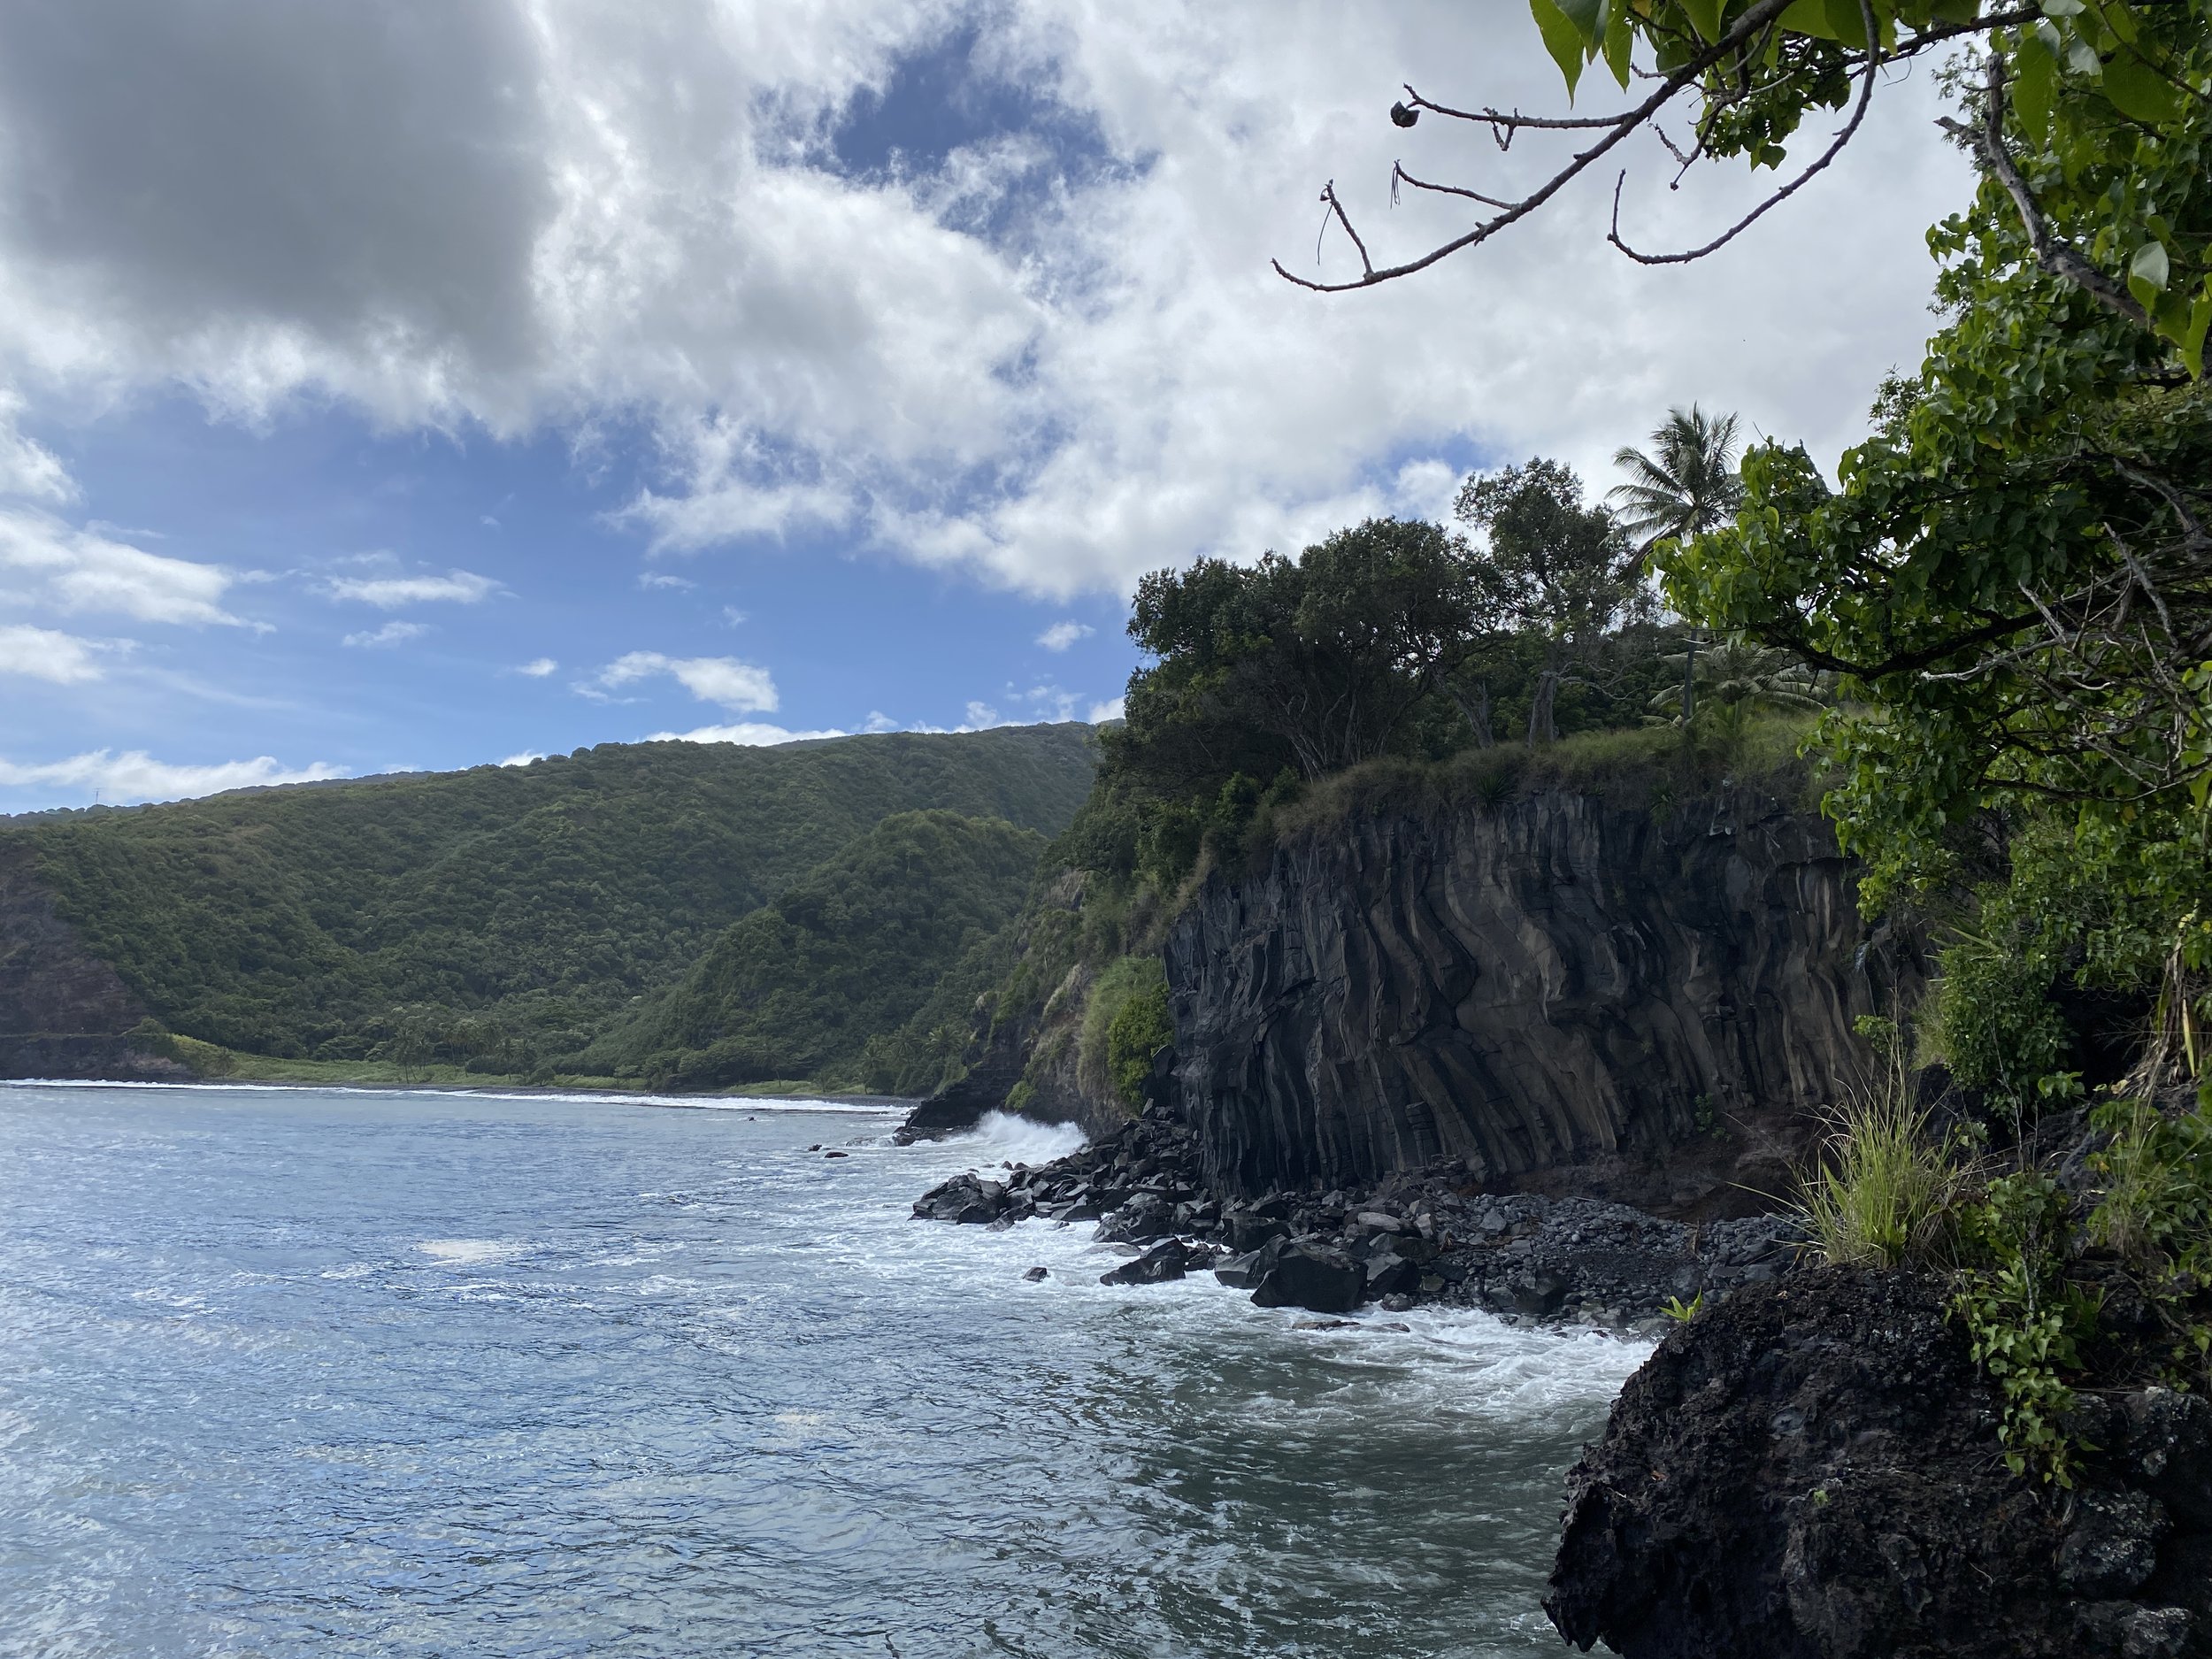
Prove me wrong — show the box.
[1545,1267,2212,1659]
[1100,1239,1205,1286]
[1249,1240,1363,1314]
[911,1173,1009,1225]
[1165,786,1917,1206]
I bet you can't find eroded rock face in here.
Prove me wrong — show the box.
[1165,786,1912,1204]
[1545,1268,2212,1659]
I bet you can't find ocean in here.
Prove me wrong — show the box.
[0,1083,1646,1657]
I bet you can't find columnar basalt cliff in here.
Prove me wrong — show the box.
[1164,785,1915,1210]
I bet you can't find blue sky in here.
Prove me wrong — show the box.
[0,3,1971,812]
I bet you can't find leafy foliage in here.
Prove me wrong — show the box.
[585,810,1048,1091]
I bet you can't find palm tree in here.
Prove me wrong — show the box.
[1608,405,1745,553]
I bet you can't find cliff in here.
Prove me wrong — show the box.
[1164,784,1915,1210]
[0,841,191,1081]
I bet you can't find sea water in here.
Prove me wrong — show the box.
[0,1083,1647,1657]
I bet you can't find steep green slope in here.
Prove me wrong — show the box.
[9,726,1096,1069]
[585,810,1046,1089]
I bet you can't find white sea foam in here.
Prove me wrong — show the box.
[949,1110,1087,1166]
[415,1239,526,1267]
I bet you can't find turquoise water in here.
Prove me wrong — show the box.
[0,1083,1645,1657]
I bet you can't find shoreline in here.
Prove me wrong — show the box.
[0,1075,916,1110]
[914,1100,1798,1334]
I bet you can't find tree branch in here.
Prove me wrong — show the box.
[1944,50,2152,328]
[1608,0,1880,266]
[1273,0,1804,294]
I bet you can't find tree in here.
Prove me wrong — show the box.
[1123,517,1494,782]
[1455,459,1644,743]
[1610,405,1745,552]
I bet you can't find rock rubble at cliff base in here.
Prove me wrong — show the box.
[911,1102,1798,1325]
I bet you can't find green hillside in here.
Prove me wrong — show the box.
[9,725,1096,1074]
[584,810,1045,1090]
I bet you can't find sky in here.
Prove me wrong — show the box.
[0,1,1975,813]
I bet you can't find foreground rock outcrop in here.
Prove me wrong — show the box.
[1547,1267,2212,1658]
[1167,784,1916,1209]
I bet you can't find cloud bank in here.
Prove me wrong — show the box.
[0,2,1970,601]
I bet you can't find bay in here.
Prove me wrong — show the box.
[0,1083,1645,1657]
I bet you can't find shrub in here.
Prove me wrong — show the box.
[1077,955,1169,1108]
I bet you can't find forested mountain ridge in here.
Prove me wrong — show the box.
[0,725,1097,1077]
[582,810,1047,1091]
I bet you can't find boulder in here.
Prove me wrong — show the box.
[1095,1192,1176,1244]
[1101,1239,1196,1286]
[911,1172,1007,1225]
[1250,1241,1363,1315]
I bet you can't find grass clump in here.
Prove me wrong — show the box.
[1793,1092,1963,1270]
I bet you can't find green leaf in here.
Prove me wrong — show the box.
[2131,237,2170,293]
[1779,0,1843,38]
[2014,34,2057,147]
[1530,0,1588,96]
[2064,30,2102,75]
[1604,2,1635,86]
[2177,283,2212,380]
[1679,0,1725,41]
[1930,0,1978,19]
[1556,0,1607,47]
[2097,0,2139,44]
[2102,52,2180,124]
[2040,0,2085,16]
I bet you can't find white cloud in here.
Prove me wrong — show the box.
[342,619,428,648]
[498,749,542,766]
[0,4,1971,601]
[517,656,557,676]
[1036,619,1093,651]
[0,622,104,682]
[326,568,497,608]
[0,749,346,805]
[0,391,73,503]
[1088,695,1125,724]
[723,607,749,626]
[646,721,846,746]
[637,571,696,590]
[864,710,898,733]
[594,650,779,711]
[963,700,1002,728]
[0,508,241,625]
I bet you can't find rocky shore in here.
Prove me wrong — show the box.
[911,1101,1799,1329]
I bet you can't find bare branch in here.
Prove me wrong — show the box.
[1608,0,1880,267]
[1285,5,2042,296]
[1402,85,1638,134]
[1317,180,1374,280]
[1390,164,1513,211]
[1946,51,2153,328]
[1274,0,1804,294]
